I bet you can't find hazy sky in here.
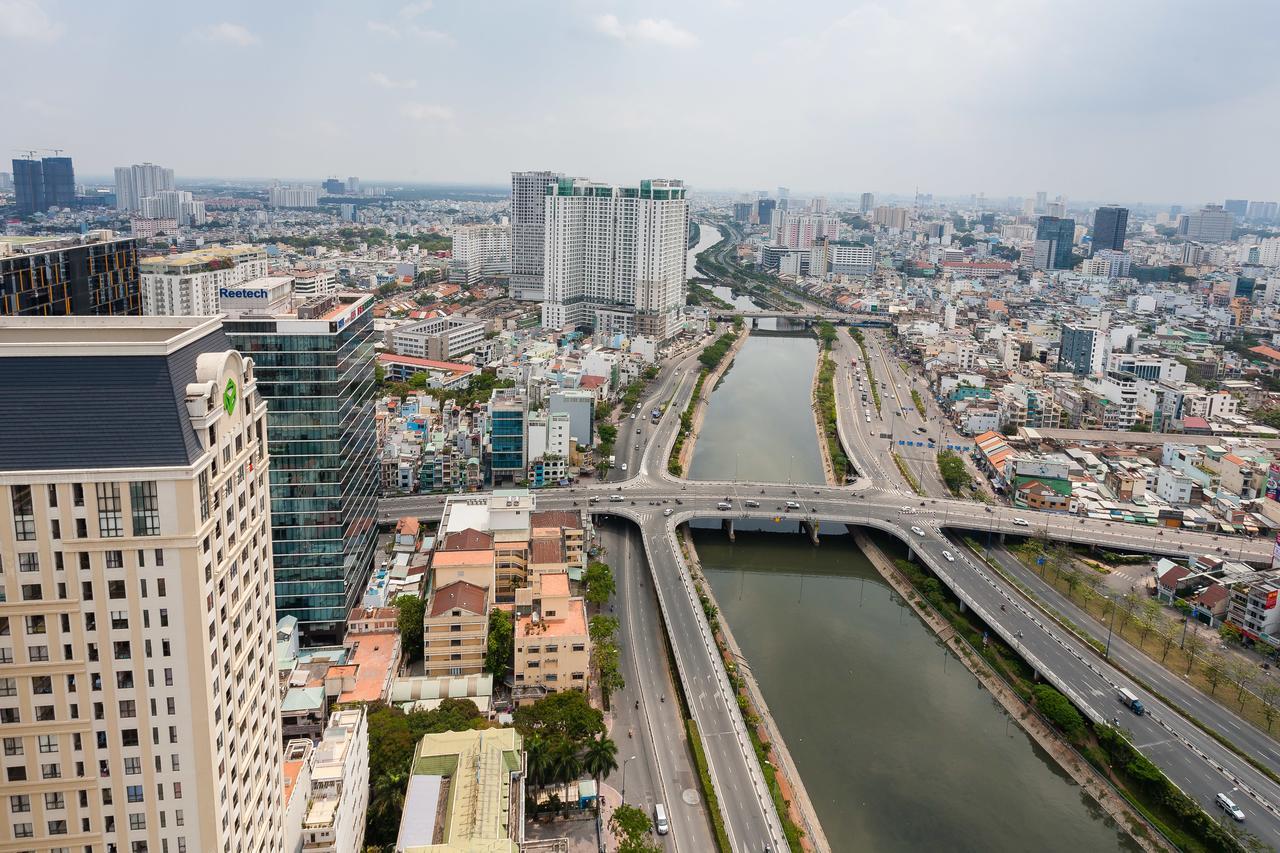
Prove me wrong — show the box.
[3,0,1278,203]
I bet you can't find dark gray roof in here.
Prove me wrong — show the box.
[0,329,231,472]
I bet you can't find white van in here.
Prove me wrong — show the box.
[785,500,801,509]
[1217,792,1245,822]
[942,550,955,562]
[654,803,669,835]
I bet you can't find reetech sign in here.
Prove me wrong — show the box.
[220,287,269,300]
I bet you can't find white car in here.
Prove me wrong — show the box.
[1012,518,1029,526]
[663,508,673,517]
[620,463,627,471]
[630,413,636,419]
[942,550,955,562]
[910,526,926,536]
[1217,793,1245,822]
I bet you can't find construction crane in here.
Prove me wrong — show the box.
[12,149,39,160]
[44,148,64,157]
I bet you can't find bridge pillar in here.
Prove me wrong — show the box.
[801,520,819,545]
[722,518,735,542]
[906,545,915,563]
[958,600,967,615]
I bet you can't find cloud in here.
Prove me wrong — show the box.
[195,22,259,47]
[367,20,450,43]
[0,0,63,42]
[400,102,454,122]
[593,14,697,48]
[400,1,432,18]
[369,71,418,89]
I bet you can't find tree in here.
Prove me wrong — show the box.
[1227,658,1259,708]
[581,733,619,802]
[1032,684,1086,742]
[514,690,606,746]
[611,803,662,853]
[589,614,619,646]
[1203,652,1228,695]
[936,450,972,496]
[1260,683,1280,732]
[485,608,514,682]
[1118,591,1140,634]
[584,561,616,608]
[549,736,582,800]
[1156,617,1178,663]
[816,321,837,349]
[1134,599,1161,649]
[1063,564,1083,599]
[1183,628,1207,675]
[393,594,425,664]
[596,422,618,446]
[593,641,625,706]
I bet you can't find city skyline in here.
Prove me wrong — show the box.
[4,0,1280,201]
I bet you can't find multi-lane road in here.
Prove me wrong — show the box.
[382,319,1280,851]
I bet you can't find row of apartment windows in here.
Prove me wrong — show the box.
[10,481,161,541]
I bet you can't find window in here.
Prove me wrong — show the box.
[17,553,38,573]
[47,818,68,835]
[38,735,57,753]
[0,678,14,697]
[110,611,128,630]
[21,583,42,601]
[96,482,123,538]
[2,737,21,756]
[35,706,55,722]
[155,550,165,569]
[12,822,33,838]
[198,471,210,522]
[25,614,45,634]
[41,762,61,779]
[116,672,134,690]
[107,580,126,599]
[10,794,30,813]
[124,757,141,775]
[6,766,27,781]
[159,609,168,628]
[32,676,51,695]
[106,550,123,570]
[130,482,160,536]
[121,729,138,747]
[72,483,83,506]
[47,484,58,507]
[44,791,64,810]
[126,784,144,803]
[113,641,131,660]
[28,646,49,663]
[119,700,136,718]
[129,813,146,830]
[11,485,35,541]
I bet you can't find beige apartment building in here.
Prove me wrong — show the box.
[513,572,589,704]
[0,317,283,853]
[422,581,489,678]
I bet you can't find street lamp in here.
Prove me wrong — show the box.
[1105,593,1118,659]
[621,755,637,801]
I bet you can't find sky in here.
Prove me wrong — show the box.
[3,0,1279,204]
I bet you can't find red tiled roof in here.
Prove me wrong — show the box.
[441,528,494,551]
[1249,345,1280,363]
[429,580,488,617]
[580,375,607,389]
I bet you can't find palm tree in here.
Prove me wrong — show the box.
[367,763,411,839]
[550,738,581,803]
[524,732,549,795]
[581,734,618,810]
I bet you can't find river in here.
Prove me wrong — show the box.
[689,219,761,312]
[686,339,1135,853]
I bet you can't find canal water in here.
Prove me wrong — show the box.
[688,334,824,484]
[686,339,1135,852]
[689,219,761,312]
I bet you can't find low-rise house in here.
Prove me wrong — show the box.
[424,580,490,678]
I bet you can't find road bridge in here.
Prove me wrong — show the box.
[380,331,1280,851]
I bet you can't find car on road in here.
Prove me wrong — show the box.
[620,463,627,472]
[785,500,800,509]
[1216,793,1245,822]
[630,413,636,418]
[1012,517,1029,526]
[914,427,927,434]
[900,505,912,512]
[942,550,955,561]
[609,495,624,502]
[910,526,926,536]
[663,508,673,517]
[745,500,760,507]
[717,501,732,510]
[588,496,600,503]
[636,427,642,434]
[635,444,640,451]
[654,803,669,835]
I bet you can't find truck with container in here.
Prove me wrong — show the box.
[1117,687,1145,715]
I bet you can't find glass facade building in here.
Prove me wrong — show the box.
[0,235,140,316]
[225,293,378,644]
[1091,206,1128,253]
[488,388,527,484]
[1034,215,1076,270]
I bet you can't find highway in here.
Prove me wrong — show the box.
[380,315,1280,851]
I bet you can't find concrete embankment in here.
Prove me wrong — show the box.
[677,326,749,472]
[852,530,1175,853]
[682,527,832,853]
